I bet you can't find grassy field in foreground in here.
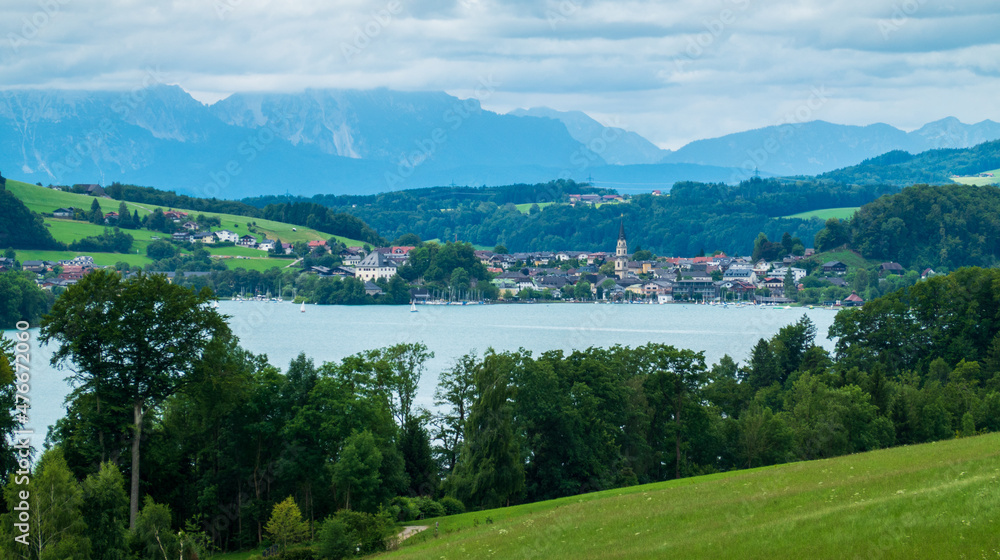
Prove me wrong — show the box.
[951,168,1000,186]
[388,433,1000,559]
[784,207,859,220]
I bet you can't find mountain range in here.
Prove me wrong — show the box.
[1,85,997,197]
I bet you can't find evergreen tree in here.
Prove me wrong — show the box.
[116,202,132,229]
[400,416,437,496]
[264,497,309,553]
[89,198,103,225]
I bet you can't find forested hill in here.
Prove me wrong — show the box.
[816,139,1000,186]
[0,180,64,250]
[245,178,896,255]
[814,183,1000,270]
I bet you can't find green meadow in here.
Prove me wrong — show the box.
[386,433,1000,560]
[784,207,859,220]
[804,248,877,270]
[6,179,366,246]
[6,179,365,271]
[951,168,1000,187]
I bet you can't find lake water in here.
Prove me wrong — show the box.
[4,302,840,450]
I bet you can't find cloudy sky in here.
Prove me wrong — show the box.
[2,0,998,148]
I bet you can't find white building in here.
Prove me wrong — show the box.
[215,230,238,243]
[354,251,397,282]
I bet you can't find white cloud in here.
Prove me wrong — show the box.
[0,0,998,148]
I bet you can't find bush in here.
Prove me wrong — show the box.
[416,497,445,519]
[279,547,315,560]
[325,509,395,556]
[316,519,351,560]
[390,496,420,522]
[437,496,466,516]
[147,239,177,260]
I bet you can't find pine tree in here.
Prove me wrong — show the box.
[264,496,309,552]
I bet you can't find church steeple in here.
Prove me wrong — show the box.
[615,215,628,279]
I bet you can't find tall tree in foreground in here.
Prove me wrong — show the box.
[40,270,229,529]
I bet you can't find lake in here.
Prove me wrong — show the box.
[5,302,840,449]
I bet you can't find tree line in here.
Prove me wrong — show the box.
[813,183,1000,270]
[3,267,999,557]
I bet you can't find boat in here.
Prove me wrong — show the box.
[300,302,306,313]
[212,301,220,309]
[410,301,417,313]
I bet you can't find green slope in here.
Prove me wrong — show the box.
[783,207,859,220]
[5,179,366,270]
[389,433,1000,559]
[5,180,366,246]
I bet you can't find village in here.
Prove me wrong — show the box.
[2,200,920,307]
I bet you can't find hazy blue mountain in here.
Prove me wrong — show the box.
[508,107,668,165]
[661,118,1000,176]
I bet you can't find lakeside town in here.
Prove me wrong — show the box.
[3,196,921,307]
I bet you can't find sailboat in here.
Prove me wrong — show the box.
[300,302,306,313]
[410,301,418,312]
[212,300,220,309]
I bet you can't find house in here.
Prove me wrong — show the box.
[761,276,785,295]
[237,235,258,247]
[879,262,904,275]
[842,292,864,307]
[163,210,188,221]
[770,267,806,283]
[672,278,717,301]
[828,277,849,288]
[172,232,193,243]
[58,265,89,281]
[822,261,848,275]
[258,239,276,252]
[409,287,431,302]
[214,230,238,243]
[354,251,397,282]
[723,267,757,284]
[52,207,75,218]
[0,258,14,272]
[307,240,327,250]
[182,221,200,231]
[363,281,384,296]
[921,268,936,279]
[59,256,94,267]
[342,253,363,266]
[192,232,215,244]
[22,261,47,273]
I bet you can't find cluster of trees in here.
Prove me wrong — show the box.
[0,270,53,328]
[257,202,385,247]
[0,186,64,251]
[68,227,134,253]
[244,179,609,213]
[751,231,804,262]
[255,178,895,256]
[396,241,495,298]
[812,184,1000,269]
[819,139,1000,186]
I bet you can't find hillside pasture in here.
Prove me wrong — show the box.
[951,168,1000,186]
[388,433,1000,560]
[783,207,859,220]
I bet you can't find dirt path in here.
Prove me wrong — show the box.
[397,525,429,544]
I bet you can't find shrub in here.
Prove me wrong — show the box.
[390,496,420,522]
[317,509,395,557]
[279,547,315,560]
[438,496,466,516]
[416,497,445,519]
[316,518,352,560]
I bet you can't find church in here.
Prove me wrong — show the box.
[615,218,629,279]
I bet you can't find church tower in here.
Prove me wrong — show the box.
[615,217,628,279]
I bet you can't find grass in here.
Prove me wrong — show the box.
[6,179,367,272]
[6,179,367,246]
[804,248,877,270]
[783,207,859,220]
[951,168,1000,186]
[386,433,1000,559]
[514,202,557,214]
